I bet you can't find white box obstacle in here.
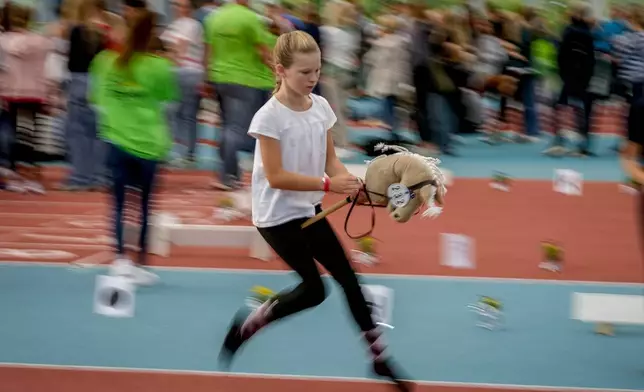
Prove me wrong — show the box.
[137,212,274,261]
[571,292,644,336]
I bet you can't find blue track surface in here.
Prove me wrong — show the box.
[1,264,643,390]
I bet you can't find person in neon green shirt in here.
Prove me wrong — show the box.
[203,0,274,190]
[89,9,178,285]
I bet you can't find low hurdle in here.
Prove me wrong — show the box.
[571,292,644,336]
[121,154,274,261]
[126,212,275,261]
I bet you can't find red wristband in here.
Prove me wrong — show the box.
[323,177,330,192]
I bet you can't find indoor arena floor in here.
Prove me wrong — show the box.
[0,129,643,392]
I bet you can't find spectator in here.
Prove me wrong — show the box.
[90,9,178,285]
[161,0,205,167]
[544,1,596,157]
[204,0,274,190]
[59,0,108,191]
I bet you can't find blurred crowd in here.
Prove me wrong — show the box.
[0,0,642,195]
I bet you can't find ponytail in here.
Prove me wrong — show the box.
[117,9,155,68]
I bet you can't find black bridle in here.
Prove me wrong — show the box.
[342,179,438,240]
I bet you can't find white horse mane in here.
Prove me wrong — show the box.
[366,143,447,218]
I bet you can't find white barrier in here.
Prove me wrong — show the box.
[571,292,644,336]
[123,213,176,256]
[143,212,274,261]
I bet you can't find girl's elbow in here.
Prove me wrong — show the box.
[265,171,284,189]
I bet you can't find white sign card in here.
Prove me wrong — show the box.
[94,275,136,318]
[553,169,583,196]
[440,233,475,269]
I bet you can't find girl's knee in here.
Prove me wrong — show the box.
[303,279,328,307]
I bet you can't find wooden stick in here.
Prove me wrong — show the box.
[301,196,353,229]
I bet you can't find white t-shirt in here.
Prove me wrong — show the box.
[161,17,204,71]
[248,94,337,228]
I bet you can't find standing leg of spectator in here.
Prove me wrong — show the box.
[575,93,595,156]
[61,75,93,190]
[213,87,229,188]
[166,68,183,166]
[320,68,350,149]
[382,95,397,131]
[0,108,13,172]
[136,155,160,266]
[108,144,130,260]
[15,104,46,194]
[7,103,19,174]
[522,76,540,139]
[108,144,160,286]
[412,65,432,146]
[215,83,268,189]
[177,68,204,165]
[428,93,456,155]
[543,86,569,155]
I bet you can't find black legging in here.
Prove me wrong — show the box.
[108,143,159,265]
[257,205,376,332]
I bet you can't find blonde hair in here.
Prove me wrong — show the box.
[442,10,470,47]
[569,1,593,21]
[61,0,84,24]
[629,4,644,29]
[376,14,398,34]
[322,1,356,28]
[272,31,320,95]
[8,4,32,30]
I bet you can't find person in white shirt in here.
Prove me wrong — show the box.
[218,31,411,392]
[319,0,360,156]
[161,0,204,165]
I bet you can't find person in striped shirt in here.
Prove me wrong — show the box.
[619,6,644,192]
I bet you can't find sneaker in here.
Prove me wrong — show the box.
[109,258,160,286]
[210,181,233,191]
[23,181,46,194]
[569,149,596,158]
[56,183,89,192]
[372,358,414,392]
[219,298,275,369]
[5,180,26,193]
[131,265,160,286]
[364,328,414,391]
[542,145,567,156]
[110,258,134,275]
[218,306,254,370]
[515,134,540,144]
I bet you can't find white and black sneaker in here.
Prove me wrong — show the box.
[109,258,160,286]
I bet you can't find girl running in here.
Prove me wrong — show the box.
[89,9,177,285]
[219,31,412,391]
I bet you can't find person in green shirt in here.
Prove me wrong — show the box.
[203,0,274,190]
[89,9,178,286]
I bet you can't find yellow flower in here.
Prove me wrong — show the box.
[251,286,275,297]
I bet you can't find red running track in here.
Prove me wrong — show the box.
[0,170,640,282]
